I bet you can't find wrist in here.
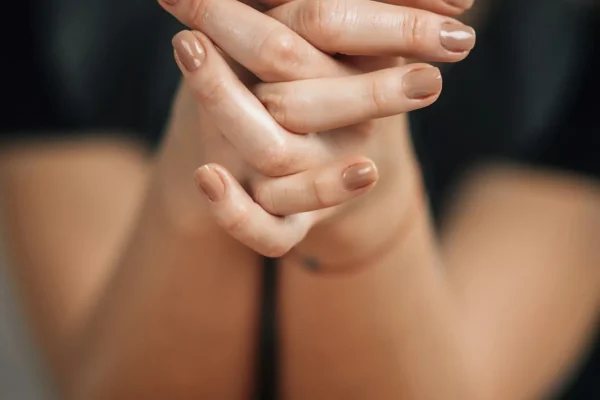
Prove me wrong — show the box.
[285,156,428,272]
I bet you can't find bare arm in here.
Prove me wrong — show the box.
[0,136,262,398]
[153,0,598,397]
[0,139,149,364]
[280,165,600,400]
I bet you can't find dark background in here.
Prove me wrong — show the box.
[1,0,598,398]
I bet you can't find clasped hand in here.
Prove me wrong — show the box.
[158,0,475,261]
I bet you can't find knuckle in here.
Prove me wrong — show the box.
[189,0,211,26]
[301,0,346,43]
[263,240,293,258]
[312,176,336,209]
[400,11,427,51]
[260,86,305,131]
[369,71,405,115]
[222,204,251,233]
[369,75,390,115]
[256,143,293,177]
[194,75,229,106]
[253,182,277,214]
[260,90,290,128]
[257,28,303,80]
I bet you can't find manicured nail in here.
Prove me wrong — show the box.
[172,31,205,72]
[195,165,225,202]
[162,0,179,5]
[444,0,474,10]
[342,162,378,191]
[403,68,442,100]
[440,23,476,53]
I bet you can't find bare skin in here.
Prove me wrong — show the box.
[279,166,600,400]
[1,0,468,396]
[0,138,264,398]
[0,0,598,399]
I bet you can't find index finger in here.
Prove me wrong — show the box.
[159,0,349,81]
[256,0,474,17]
[267,0,476,62]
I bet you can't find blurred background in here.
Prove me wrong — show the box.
[1,0,599,398]
[0,244,50,399]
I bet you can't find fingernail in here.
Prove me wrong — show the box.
[403,68,442,99]
[343,162,378,191]
[195,165,225,202]
[444,0,474,10]
[162,0,179,5]
[172,31,205,72]
[440,23,476,53]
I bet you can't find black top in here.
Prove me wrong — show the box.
[2,0,598,398]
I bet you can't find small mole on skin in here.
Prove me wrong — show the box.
[303,256,320,271]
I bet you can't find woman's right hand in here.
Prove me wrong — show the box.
[156,0,475,256]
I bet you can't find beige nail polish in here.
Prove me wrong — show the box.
[342,163,378,191]
[403,68,442,100]
[440,23,476,53]
[195,166,226,202]
[172,31,206,72]
[444,0,474,10]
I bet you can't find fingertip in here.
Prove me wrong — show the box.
[342,160,379,192]
[195,164,226,202]
[208,163,239,189]
[402,66,443,101]
[172,30,206,73]
[416,0,474,17]
[444,0,474,12]
[159,0,179,8]
[171,30,189,48]
[437,2,474,17]
[190,30,214,47]
[440,22,477,54]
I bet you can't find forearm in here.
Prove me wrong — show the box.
[279,166,600,400]
[0,140,151,365]
[275,131,470,398]
[0,139,263,399]
[279,200,475,400]
[62,158,263,398]
[64,183,260,398]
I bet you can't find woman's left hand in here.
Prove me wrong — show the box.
[159,0,475,265]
